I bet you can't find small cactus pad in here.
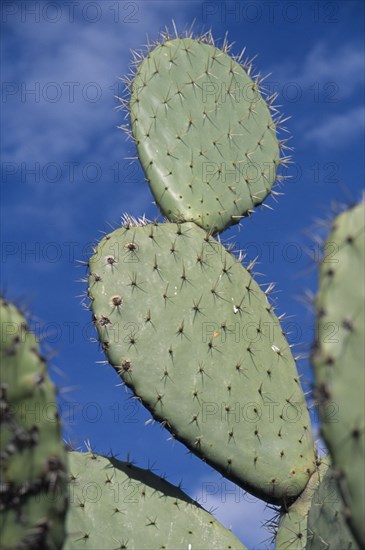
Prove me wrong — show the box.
[306,462,358,549]
[88,221,315,504]
[275,459,357,550]
[64,451,246,549]
[312,202,365,546]
[275,462,324,550]
[0,297,68,549]
[129,37,281,234]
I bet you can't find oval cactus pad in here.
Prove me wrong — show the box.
[130,37,281,234]
[88,222,315,504]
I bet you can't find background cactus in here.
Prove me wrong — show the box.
[312,201,365,546]
[274,202,365,550]
[0,297,68,550]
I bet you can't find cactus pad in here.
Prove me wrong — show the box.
[275,458,357,549]
[0,297,68,549]
[64,451,246,549]
[129,36,281,234]
[306,464,358,549]
[312,202,365,546]
[88,221,315,504]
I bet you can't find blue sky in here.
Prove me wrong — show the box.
[1,1,364,547]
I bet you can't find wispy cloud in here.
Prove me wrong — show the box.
[269,41,364,99]
[267,40,364,151]
[2,2,202,165]
[3,20,146,164]
[301,42,364,98]
[305,106,364,149]
[2,3,196,236]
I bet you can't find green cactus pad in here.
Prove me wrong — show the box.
[275,462,324,550]
[307,461,358,549]
[275,458,358,550]
[64,451,246,550]
[88,221,315,504]
[312,202,365,546]
[129,36,281,234]
[0,297,68,550]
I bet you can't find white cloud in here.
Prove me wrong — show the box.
[269,41,364,99]
[297,42,363,98]
[2,1,200,165]
[267,40,364,151]
[2,2,197,233]
[3,19,145,164]
[305,106,364,149]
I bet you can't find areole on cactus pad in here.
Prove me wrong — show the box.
[88,220,315,505]
[127,34,287,234]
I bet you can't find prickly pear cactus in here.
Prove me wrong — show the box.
[64,451,246,549]
[128,33,285,234]
[312,202,365,547]
[0,297,68,550]
[275,458,358,549]
[88,220,315,505]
